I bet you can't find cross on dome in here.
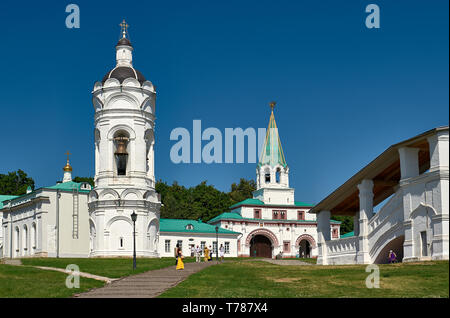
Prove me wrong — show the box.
[119,19,129,38]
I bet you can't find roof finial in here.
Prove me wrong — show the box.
[63,151,72,172]
[119,19,129,38]
[269,101,276,112]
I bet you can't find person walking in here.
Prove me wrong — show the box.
[219,244,225,262]
[176,245,184,270]
[208,246,213,262]
[204,245,209,262]
[195,245,201,263]
[174,243,180,265]
[388,250,397,264]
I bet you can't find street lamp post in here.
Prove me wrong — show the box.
[215,226,219,262]
[131,211,137,270]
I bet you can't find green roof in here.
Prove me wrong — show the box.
[258,108,287,168]
[46,181,91,193]
[208,212,341,224]
[340,231,354,238]
[230,198,314,209]
[160,218,240,235]
[0,181,91,210]
[0,195,19,209]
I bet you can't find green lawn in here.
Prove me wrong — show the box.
[21,257,194,278]
[159,260,449,298]
[0,264,104,298]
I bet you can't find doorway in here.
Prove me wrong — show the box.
[299,239,311,258]
[250,235,272,258]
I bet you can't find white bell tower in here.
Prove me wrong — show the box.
[253,102,295,205]
[88,21,161,257]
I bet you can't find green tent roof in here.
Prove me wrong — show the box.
[160,218,240,235]
[258,108,287,168]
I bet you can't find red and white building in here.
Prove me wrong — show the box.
[208,105,341,258]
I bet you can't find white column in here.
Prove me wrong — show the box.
[353,214,360,236]
[398,147,420,180]
[428,131,449,260]
[317,210,330,265]
[356,179,373,264]
[427,131,449,172]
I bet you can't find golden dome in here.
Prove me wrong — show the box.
[63,160,73,172]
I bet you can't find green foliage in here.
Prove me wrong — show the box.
[156,178,256,222]
[229,178,256,204]
[0,169,35,195]
[73,176,95,187]
[331,215,354,234]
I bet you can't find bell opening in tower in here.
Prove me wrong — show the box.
[114,134,129,176]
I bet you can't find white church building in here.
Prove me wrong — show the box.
[0,23,240,259]
[208,104,341,258]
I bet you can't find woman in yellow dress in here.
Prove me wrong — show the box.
[176,246,184,270]
[204,246,209,262]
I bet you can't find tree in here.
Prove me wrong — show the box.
[229,178,256,204]
[0,170,35,195]
[331,215,354,235]
[73,176,95,187]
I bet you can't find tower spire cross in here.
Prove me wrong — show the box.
[65,150,71,162]
[119,19,129,38]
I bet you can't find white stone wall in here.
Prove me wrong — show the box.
[158,233,239,258]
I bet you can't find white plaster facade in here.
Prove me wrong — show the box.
[208,108,341,259]
[313,127,449,265]
[87,32,162,257]
[1,175,92,258]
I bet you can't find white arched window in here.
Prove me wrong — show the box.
[31,223,37,252]
[14,227,20,257]
[276,168,281,183]
[23,225,28,255]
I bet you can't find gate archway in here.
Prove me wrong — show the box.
[250,235,272,258]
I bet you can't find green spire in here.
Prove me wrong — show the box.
[258,102,287,168]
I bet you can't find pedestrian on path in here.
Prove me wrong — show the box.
[219,244,225,262]
[204,246,209,262]
[195,245,201,263]
[176,246,184,270]
[208,246,213,261]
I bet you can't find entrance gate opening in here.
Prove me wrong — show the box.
[250,235,272,258]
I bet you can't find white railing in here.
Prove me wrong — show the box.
[326,236,358,255]
[368,189,404,247]
[368,190,402,233]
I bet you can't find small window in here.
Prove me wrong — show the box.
[265,173,271,183]
[298,211,305,220]
[254,209,261,219]
[273,211,278,219]
[276,168,281,183]
[165,240,171,253]
[185,224,194,230]
[225,242,230,254]
[283,241,290,253]
[119,237,124,248]
[280,211,286,220]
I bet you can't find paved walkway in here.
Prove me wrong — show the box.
[74,261,217,298]
[258,259,315,266]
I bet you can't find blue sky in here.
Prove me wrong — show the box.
[0,0,448,204]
